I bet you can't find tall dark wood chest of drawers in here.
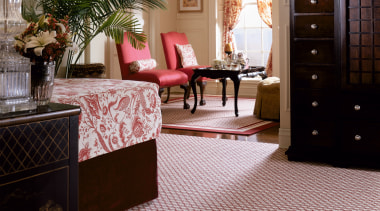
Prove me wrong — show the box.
[288,0,380,167]
[0,103,80,210]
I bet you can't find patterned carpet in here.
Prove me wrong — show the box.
[161,96,278,135]
[128,134,380,210]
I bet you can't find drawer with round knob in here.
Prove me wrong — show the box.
[292,91,337,117]
[294,0,334,13]
[294,40,335,64]
[340,121,380,154]
[292,119,335,147]
[294,15,334,38]
[293,66,336,89]
[340,95,380,119]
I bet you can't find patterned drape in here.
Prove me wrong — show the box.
[257,0,273,76]
[223,0,243,57]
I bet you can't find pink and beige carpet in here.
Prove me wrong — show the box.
[128,134,380,210]
[161,96,279,135]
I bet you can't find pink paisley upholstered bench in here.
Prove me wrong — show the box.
[51,78,161,210]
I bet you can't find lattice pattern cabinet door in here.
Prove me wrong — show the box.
[337,0,380,166]
[0,103,80,210]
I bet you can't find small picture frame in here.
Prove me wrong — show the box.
[178,0,203,13]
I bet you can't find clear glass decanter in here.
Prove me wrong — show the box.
[0,0,36,113]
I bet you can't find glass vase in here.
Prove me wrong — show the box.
[31,61,55,106]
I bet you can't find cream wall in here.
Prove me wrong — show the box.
[88,0,291,148]
[151,0,217,69]
[149,1,177,70]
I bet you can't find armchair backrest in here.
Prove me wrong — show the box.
[160,31,189,70]
[116,32,152,80]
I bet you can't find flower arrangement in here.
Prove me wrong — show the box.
[14,14,75,63]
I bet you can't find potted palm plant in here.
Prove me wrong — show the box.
[22,0,166,77]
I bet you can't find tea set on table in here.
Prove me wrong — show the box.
[211,44,249,70]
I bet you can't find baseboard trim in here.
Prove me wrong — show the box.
[279,128,291,149]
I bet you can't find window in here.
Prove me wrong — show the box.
[233,0,272,67]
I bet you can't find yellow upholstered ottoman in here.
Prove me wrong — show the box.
[254,77,280,121]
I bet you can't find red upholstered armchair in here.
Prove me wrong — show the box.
[161,31,209,105]
[116,33,190,109]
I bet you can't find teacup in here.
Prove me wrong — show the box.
[212,59,226,69]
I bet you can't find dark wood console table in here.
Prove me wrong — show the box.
[0,103,81,211]
[190,67,265,117]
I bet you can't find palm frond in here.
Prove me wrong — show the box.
[22,0,40,22]
[25,0,167,77]
[73,10,146,65]
[100,10,146,47]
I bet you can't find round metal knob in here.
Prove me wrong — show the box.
[354,135,361,141]
[311,24,318,29]
[312,74,318,80]
[311,0,318,4]
[312,101,319,107]
[312,130,319,136]
[354,105,360,111]
[311,49,318,55]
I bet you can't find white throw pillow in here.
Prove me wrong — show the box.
[129,59,157,73]
[175,44,198,68]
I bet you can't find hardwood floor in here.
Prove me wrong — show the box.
[161,124,279,144]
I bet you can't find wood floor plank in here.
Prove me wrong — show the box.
[161,124,279,144]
